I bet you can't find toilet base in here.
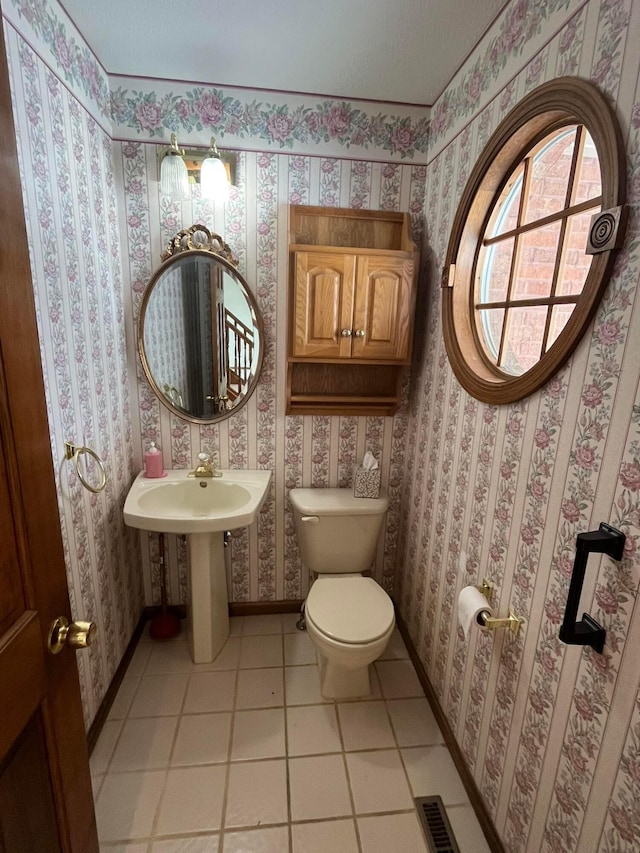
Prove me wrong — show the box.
[316,650,372,699]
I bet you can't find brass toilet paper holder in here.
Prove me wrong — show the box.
[476,579,523,636]
[477,609,523,636]
[479,579,494,602]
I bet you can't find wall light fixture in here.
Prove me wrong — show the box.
[157,134,236,202]
[200,138,229,202]
[159,133,190,200]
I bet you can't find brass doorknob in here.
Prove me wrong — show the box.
[48,616,97,655]
[340,328,353,337]
[354,329,365,338]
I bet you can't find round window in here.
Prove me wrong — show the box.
[442,78,627,404]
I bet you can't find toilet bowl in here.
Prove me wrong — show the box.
[305,574,395,698]
[289,487,395,699]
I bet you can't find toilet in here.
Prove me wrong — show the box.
[289,488,395,699]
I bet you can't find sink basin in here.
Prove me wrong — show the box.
[124,469,271,534]
[123,468,272,664]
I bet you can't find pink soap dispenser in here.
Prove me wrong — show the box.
[143,441,166,478]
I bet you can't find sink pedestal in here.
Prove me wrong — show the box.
[186,531,229,663]
[123,469,272,663]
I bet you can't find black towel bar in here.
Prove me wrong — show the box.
[559,522,625,654]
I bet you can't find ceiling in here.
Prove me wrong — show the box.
[60,0,507,106]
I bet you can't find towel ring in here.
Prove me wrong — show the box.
[64,441,107,494]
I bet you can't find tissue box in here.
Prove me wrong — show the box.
[353,466,381,498]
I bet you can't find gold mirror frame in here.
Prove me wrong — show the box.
[442,77,627,405]
[138,225,264,423]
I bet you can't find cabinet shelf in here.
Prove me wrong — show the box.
[286,361,404,416]
[290,242,416,259]
[288,356,408,366]
[288,402,399,416]
[288,394,400,416]
[289,205,416,252]
[290,394,400,403]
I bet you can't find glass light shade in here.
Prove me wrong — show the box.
[200,155,229,202]
[160,153,190,200]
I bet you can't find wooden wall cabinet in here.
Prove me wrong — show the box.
[287,206,419,415]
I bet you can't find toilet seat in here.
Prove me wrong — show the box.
[306,576,394,645]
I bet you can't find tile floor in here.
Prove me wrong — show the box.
[91,614,492,853]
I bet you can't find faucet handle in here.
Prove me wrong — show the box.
[198,452,210,463]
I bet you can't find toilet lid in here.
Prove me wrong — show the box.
[290,488,388,516]
[306,576,395,644]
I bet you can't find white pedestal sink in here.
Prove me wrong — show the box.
[123,469,271,663]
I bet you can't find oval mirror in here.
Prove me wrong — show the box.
[138,226,263,422]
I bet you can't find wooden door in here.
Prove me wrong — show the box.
[292,251,356,357]
[352,254,415,361]
[0,13,99,853]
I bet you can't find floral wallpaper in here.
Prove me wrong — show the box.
[3,18,142,729]
[142,265,188,407]
[396,0,640,851]
[4,0,430,161]
[115,142,426,606]
[429,0,586,157]
[5,0,110,122]
[6,3,640,849]
[110,81,430,161]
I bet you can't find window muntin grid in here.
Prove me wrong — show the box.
[474,125,602,376]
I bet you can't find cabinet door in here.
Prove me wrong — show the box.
[292,252,355,358]
[352,255,415,360]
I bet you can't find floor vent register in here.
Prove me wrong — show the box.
[414,796,461,853]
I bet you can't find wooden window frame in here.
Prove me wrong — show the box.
[442,77,627,405]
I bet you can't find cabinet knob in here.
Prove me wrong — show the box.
[340,329,352,337]
[354,329,365,338]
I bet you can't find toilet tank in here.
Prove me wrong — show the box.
[289,488,388,574]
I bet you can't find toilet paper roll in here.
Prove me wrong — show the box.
[458,585,492,639]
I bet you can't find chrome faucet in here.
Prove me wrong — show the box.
[189,452,222,478]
